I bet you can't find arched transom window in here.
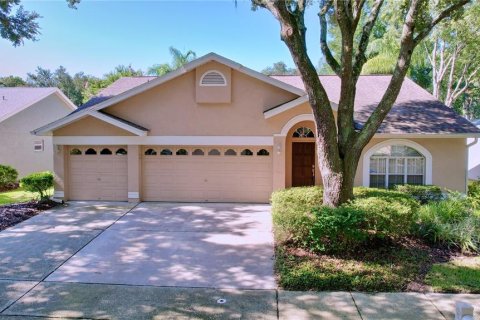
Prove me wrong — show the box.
[200,70,227,86]
[293,127,314,138]
[369,145,425,189]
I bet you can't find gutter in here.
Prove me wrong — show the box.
[466,137,479,191]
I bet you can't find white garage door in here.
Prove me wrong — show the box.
[68,146,128,201]
[142,146,273,203]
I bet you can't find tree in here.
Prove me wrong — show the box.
[1,0,80,46]
[27,66,87,106]
[262,61,298,75]
[147,47,196,76]
[253,0,471,207]
[0,75,26,87]
[425,2,480,108]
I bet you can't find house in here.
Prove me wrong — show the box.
[468,119,480,180]
[33,53,480,202]
[0,87,76,177]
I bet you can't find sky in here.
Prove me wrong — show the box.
[0,0,323,78]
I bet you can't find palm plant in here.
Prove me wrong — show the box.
[148,47,197,76]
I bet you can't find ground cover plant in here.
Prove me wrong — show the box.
[272,185,480,292]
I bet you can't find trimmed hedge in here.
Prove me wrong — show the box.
[395,185,444,204]
[0,165,18,188]
[20,171,54,201]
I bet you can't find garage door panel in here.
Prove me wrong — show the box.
[68,146,128,201]
[142,146,273,202]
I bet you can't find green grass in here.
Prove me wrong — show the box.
[0,188,39,205]
[276,245,430,292]
[425,257,480,293]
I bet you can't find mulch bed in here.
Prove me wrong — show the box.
[0,200,58,231]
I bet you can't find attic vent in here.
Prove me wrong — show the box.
[200,70,227,86]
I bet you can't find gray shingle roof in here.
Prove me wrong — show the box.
[272,75,480,134]
[0,87,58,122]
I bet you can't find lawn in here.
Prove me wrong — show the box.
[425,256,480,293]
[0,188,38,205]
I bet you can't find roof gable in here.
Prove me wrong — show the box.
[0,87,76,123]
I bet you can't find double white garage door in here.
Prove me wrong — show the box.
[68,146,273,202]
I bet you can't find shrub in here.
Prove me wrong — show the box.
[20,171,54,201]
[0,165,18,188]
[347,195,419,238]
[395,185,444,204]
[416,195,480,252]
[271,186,322,245]
[468,180,480,206]
[309,205,367,252]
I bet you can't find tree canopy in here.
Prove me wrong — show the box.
[262,61,298,75]
[147,47,197,76]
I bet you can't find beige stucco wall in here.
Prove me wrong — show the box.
[195,62,232,104]
[0,94,73,177]
[355,138,467,192]
[102,69,298,136]
[53,116,135,136]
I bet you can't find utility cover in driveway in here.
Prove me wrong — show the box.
[46,203,275,289]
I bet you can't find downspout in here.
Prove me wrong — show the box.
[466,137,479,192]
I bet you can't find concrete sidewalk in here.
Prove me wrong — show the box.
[1,282,479,319]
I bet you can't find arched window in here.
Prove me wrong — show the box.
[208,149,221,156]
[200,70,227,86]
[145,148,157,156]
[100,148,113,155]
[257,149,270,156]
[293,127,314,138]
[116,148,127,155]
[160,149,173,156]
[70,148,82,155]
[192,149,205,156]
[176,149,188,156]
[224,149,237,156]
[85,148,97,155]
[369,145,425,189]
[241,149,253,156]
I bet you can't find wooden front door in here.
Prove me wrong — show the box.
[292,142,315,187]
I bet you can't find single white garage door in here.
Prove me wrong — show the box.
[68,146,128,201]
[142,146,273,203]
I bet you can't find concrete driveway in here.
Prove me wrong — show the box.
[0,201,274,289]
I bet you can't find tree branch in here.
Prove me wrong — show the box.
[353,0,384,79]
[413,0,471,45]
[319,0,341,75]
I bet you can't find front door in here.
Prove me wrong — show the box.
[292,142,315,187]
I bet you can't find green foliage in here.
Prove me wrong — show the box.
[272,186,419,252]
[309,205,367,252]
[468,180,480,205]
[395,184,444,204]
[416,195,480,252]
[261,61,297,75]
[270,186,323,244]
[147,47,196,76]
[275,245,430,292]
[20,171,54,201]
[0,75,26,87]
[0,0,40,46]
[0,165,18,188]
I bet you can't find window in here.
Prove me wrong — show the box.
[293,127,314,138]
[176,149,188,156]
[208,149,221,156]
[192,149,205,156]
[241,149,253,156]
[70,148,82,155]
[33,140,44,152]
[369,145,425,189]
[224,149,237,156]
[116,148,127,155]
[85,148,97,155]
[100,148,113,155]
[145,148,157,156]
[160,149,173,156]
[200,70,227,86]
[257,149,270,156]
